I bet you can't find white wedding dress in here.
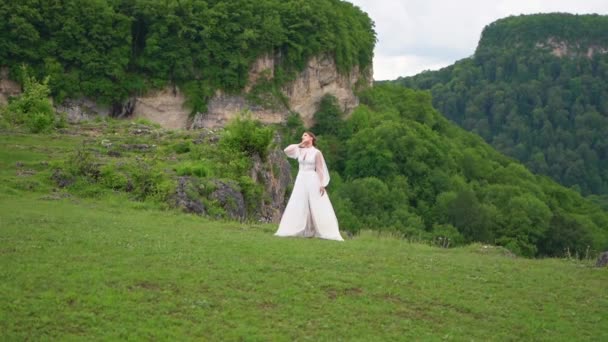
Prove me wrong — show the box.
[275,144,344,241]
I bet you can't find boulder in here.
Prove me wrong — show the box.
[596,251,608,267]
[171,176,205,215]
[250,145,292,223]
[209,179,246,221]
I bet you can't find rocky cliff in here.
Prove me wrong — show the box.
[1,54,370,129]
[0,67,21,106]
[190,54,370,128]
[536,38,608,58]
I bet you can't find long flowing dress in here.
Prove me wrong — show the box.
[275,144,344,241]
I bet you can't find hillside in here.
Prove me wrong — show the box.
[1,191,606,340]
[394,13,608,204]
[3,80,608,260]
[312,84,608,258]
[1,79,607,339]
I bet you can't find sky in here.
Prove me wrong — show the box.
[346,0,608,81]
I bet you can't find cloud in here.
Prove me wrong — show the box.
[372,55,453,81]
[347,0,608,80]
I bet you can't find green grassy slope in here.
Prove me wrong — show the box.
[1,129,606,341]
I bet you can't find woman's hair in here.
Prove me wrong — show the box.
[304,131,317,146]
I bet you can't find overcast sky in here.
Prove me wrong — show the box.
[346,0,608,81]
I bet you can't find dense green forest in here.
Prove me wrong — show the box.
[0,0,375,112]
[309,85,608,258]
[394,14,608,207]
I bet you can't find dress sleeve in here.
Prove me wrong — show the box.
[284,144,300,159]
[315,150,330,187]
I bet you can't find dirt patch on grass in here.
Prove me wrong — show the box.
[325,286,363,300]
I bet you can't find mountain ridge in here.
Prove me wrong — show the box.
[394,13,608,203]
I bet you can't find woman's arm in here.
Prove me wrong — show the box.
[315,151,326,195]
[284,144,301,159]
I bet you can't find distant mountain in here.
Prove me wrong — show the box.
[394,13,608,205]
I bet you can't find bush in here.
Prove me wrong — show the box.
[238,176,265,216]
[175,161,211,178]
[220,114,274,160]
[172,141,192,154]
[63,147,101,181]
[128,159,167,201]
[430,223,465,248]
[5,66,56,133]
[332,197,362,235]
[100,163,130,191]
[0,105,10,129]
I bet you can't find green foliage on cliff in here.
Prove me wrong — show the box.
[0,0,375,112]
[312,85,608,258]
[394,13,608,202]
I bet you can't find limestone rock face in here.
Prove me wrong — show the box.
[191,54,370,129]
[1,54,371,129]
[285,55,368,127]
[250,147,293,223]
[131,87,190,129]
[536,38,608,58]
[0,67,21,106]
[190,91,286,129]
[597,251,608,267]
[55,98,111,123]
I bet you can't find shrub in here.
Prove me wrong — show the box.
[220,114,274,160]
[332,198,362,235]
[172,141,192,154]
[63,147,101,181]
[100,163,130,191]
[0,105,10,129]
[5,66,56,133]
[430,223,465,248]
[128,159,167,201]
[175,161,211,178]
[238,176,265,217]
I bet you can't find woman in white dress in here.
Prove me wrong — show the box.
[275,131,344,241]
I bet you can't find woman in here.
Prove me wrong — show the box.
[275,131,344,241]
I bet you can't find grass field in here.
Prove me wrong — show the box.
[1,127,607,340]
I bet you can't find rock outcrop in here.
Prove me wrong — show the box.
[0,55,370,128]
[191,54,370,128]
[536,38,608,58]
[172,176,206,215]
[597,251,608,267]
[0,67,21,106]
[131,87,190,129]
[250,146,293,223]
[285,55,368,127]
[190,90,287,129]
[55,98,111,123]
